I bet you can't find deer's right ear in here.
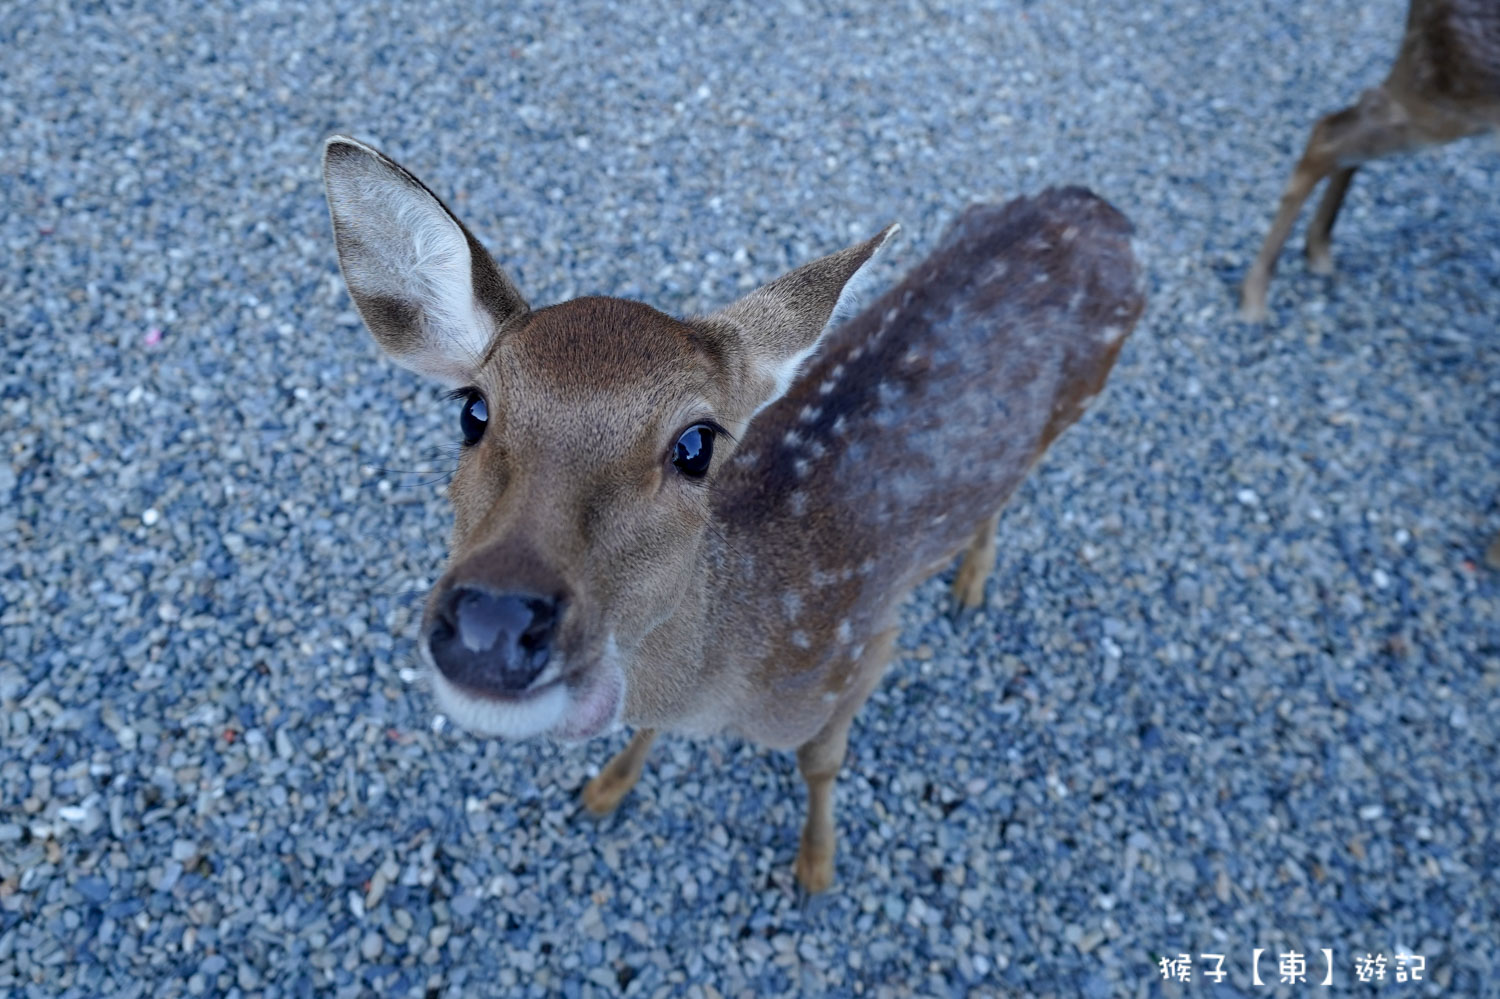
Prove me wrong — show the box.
[697,223,899,419]
[321,136,529,385]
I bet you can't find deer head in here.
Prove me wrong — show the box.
[322,136,896,742]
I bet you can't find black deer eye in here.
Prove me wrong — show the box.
[459,391,488,445]
[671,424,716,478]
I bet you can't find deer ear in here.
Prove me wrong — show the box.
[321,135,529,385]
[701,224,899,415]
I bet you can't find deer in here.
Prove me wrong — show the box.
[321,135,1145,892]
[1240,0,1500,322]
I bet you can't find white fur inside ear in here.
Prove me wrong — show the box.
[752,223,900,415]
[388,182,489,370]
[324,141,492,382]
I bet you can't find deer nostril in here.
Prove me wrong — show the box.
[429,588,562,695]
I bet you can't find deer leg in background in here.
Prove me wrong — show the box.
[1241,142,1336,322]
[582,728,658,816]
[1305,166,1359,275]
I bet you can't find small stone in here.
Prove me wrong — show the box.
[75,876,111,904]
[359,931,383,960]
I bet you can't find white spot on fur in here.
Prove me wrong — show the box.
[783,429,802,448]
[859,558,875,575]
[782,592,803,621]
[794,458,810,479]
[836,619,852,643]
[822,692,838,704]
[1060,225,1079,242]
[788,491,807,517]
[799,405,822,423]
[791,630,811,649]
[1100,325,1125,344]
[819,378,838,396]
[831,415,848,436]
[806,440,826,459]
[850,643,865,661]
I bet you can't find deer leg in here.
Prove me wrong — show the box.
[1241,148,1334,322]
[951,512,1001,611]
[582,728,657,816]
[794,629,896,893]
[1305,166,1358,275]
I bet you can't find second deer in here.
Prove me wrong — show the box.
[323,136,1145,891]
[1241,0,1500,321]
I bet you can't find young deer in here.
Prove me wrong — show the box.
[1240,0,1500,321]
[322,136,1144,891]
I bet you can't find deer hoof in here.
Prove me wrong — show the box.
[1306,249,1334,276]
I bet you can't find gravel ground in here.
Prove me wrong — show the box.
[3,0,1499,996]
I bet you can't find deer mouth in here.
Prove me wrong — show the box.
[423,640,625,742]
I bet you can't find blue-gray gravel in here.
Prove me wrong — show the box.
[2,1,1498,997]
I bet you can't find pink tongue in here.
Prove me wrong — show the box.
[554,666,623,741]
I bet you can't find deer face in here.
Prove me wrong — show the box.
[322,136,893,740]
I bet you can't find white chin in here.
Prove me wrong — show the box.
[430,669,571,740]
[425,648,626,742]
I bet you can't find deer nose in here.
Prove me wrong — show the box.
[427,587,561,695]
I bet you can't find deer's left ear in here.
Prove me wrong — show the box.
[696,224,899,416]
